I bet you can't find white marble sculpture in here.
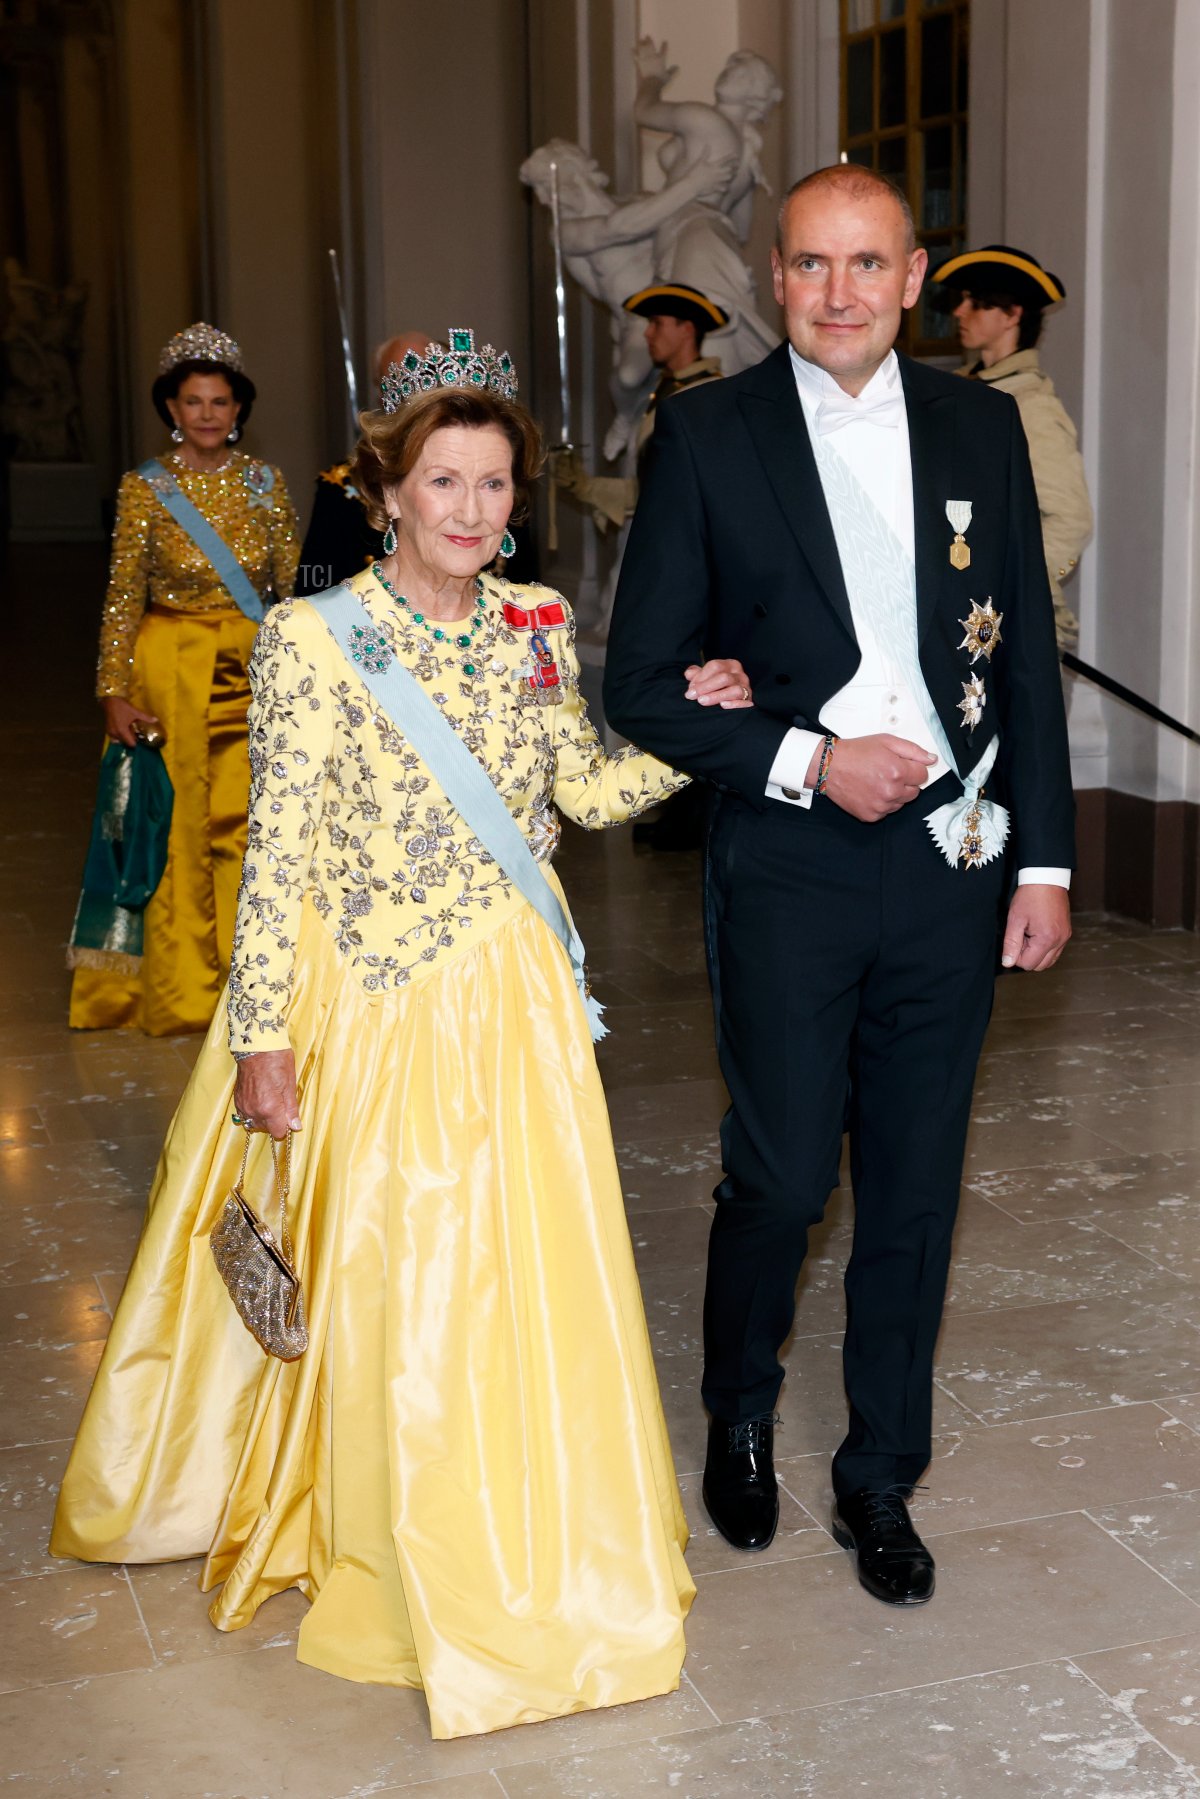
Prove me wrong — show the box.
[520,37,783,461]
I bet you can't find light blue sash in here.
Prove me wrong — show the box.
[307,583,607,1042]
[137,459,265,623]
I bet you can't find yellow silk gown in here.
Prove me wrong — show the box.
[70,451,299,1035]
[52,569,696,1739]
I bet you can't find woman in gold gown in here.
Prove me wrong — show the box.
[69,322,299,1036]
[52,332,755,1738]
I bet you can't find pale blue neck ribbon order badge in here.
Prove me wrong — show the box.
[307,583,607,1042]
[137,459,266,624]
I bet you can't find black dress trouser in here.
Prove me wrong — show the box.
[701,771,1005,1497]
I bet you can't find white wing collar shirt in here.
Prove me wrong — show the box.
[765,345,1069,890]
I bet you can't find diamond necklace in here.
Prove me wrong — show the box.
[372,563,488,675]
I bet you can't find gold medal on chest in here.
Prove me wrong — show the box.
[946,499,972,569]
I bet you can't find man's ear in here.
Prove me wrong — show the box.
[901,246,929,311]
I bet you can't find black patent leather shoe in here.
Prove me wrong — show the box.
[831,1486,935,1605]
[702,1414,779,1550]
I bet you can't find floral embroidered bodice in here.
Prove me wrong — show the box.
[227,567,688,1051]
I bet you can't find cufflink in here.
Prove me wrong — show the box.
[782,787,802,800]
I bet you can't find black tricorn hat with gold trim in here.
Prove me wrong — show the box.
[929,244,1066,313]
[622,283,731,335]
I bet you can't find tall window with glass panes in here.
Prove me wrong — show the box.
[840,0,969,355]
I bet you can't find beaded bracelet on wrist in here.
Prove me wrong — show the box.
[815,732,838,796]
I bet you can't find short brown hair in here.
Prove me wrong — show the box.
[351,387,544,532]
[777,165,916,254]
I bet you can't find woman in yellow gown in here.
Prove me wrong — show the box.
[69,322,299,1036]
[52,333,755,1738]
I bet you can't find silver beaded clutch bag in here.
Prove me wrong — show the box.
[210,1128,308,1361]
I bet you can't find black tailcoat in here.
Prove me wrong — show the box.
[604,341,1075,1493]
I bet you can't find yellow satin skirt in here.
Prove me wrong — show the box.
[51,896,694,1738]
[70,606,258,1036]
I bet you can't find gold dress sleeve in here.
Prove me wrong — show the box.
[227,602,333,1053]
[550,603,690,828]
[96,471,152,698]
[267,466,300,601]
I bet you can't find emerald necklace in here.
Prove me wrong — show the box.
[372,563,487,676]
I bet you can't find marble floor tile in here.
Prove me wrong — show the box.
[38,1088,181,1145]
[944,1208,1175,1312]
[967,1149,1200,1224]
[627,1205,713,1274]
[1062,1190,1200,1282]
[982,1003,1188,1056]
[1164,1395,1200,1438]
[780,1403,1200,1537]
[962,1097,1123,1178]
[127,1557,309,1666]
[1059,1083,1200,1158]
[596,1001,720,1090]
[681,1512,1200,1724]
[0,1564,154,1690]
[0,1105,50,1149]
[0,1193,143,1286]
[0,1643,711,1795]
[934,1288,1200,1424]
[0,1043,194,1108]
[1074,1631,1200,1776]
[0,1137,149,1206]
[974,1034,1200,1105]
[607,1076,729,1146]
[0,1274,110,1348]
[0,1338,104,1449]
[989,964,1181,1021]
[1089,1488,1200,1602]
[498,1661,1200,1798]
[0,1438,71,1579]
[615,1130,723,1211]
[1132,963,1200,1003]
[639,1262,707,1359]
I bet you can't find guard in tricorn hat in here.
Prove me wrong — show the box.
[622,282,730,461]
[931,245,1092,647]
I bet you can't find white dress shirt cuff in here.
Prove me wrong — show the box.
[1016,867,1072,890]
[766,728,823,807]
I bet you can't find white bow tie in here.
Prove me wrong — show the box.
[814,388,906,436]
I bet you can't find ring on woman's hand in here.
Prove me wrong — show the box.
[740,685,750,701]
[231,1110,254,1128]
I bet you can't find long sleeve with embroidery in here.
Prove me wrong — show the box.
[227,604,332,1052]
[551,611,690,827]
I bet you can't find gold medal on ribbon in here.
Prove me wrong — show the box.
[946,499,972,570]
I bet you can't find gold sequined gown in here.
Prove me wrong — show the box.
[70,450,299,1035]
[52,569,696,1738]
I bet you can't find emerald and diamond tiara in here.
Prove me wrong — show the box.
[380,327,518,412]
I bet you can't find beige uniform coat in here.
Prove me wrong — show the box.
[963,348,1093,647]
